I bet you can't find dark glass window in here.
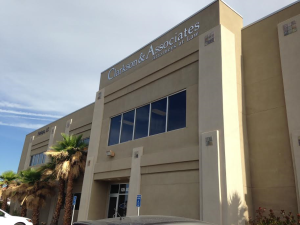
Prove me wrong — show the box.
[119,184,129,194]
[167,91,186,131]
[150,98,167,136]
[117,194,128,217]
[38,153,44,164]
[33,155,39,166]
[108,196,117,218]
[30,152,46,167]
[120,110,135,143]
[42,153,46,164]
[134,105,150,139]
[30,156,34,166]
[108,115,122,146]
[110,184,119,194]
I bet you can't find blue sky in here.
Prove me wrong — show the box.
[0,0,296,175]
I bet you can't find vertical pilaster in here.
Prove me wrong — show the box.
[24,136,34,169]
[127,147,143,216]
[277,14,300,211]
[45,126,56,163]
[46,126,57,225]
[198,24,245,225]
[65,119,72,135]
[78,89,105,221]
[201,131,221,225]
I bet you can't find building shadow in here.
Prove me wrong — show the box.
[228,192,247,225]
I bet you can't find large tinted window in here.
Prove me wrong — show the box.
[108,115,122,146]
[150,98,167,136]
[33,155,39,166]
[30,156,34,166]
[134,105,150,139]
[167,91,186,131]
[29,152,46,166]
[120,110,135,143]
[38,153,44,164]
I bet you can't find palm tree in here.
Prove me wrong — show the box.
[0,180,4,209]
[6,179,27,217]
[18,168,55,225]
[45,133,87,225]
[38,161,65,225]
[0,170,18,211]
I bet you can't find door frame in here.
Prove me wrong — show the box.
[107,183,129,218]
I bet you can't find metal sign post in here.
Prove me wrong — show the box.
[136,194,142,216]
[71,195,77,225]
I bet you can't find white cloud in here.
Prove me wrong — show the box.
[0,109,61,118]
[0,101,33,110]
[0,114,53,121]
[0,0,294,119]
[0,121,45,129]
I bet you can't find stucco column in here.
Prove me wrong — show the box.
[46,126,57,225]
[201,131,222,225]
[127,147,143,216]
[65,119,72,135]
[24,136,34,169]
[198,25,245,225]
[78,89,105,221]
[277,14,300,211]
[45,126,56,163]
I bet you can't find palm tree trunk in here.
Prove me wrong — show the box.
[51,178,65,225]
[1,191,7,211]
[63,172,74,225]
[21,203,27,217]
[32,207,40,225]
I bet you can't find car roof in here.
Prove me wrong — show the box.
[74,215,212,225]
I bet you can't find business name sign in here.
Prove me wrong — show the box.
[37,127,49,136]
[107,22,200,80]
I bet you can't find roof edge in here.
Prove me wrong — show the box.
[220,0,243,18]
[25,102,95,137]
[243,0,300,30]
[101,0,218,74]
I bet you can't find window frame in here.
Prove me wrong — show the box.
[29,151,46,167]
[108,89,186,146]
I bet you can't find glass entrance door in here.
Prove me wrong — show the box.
[107,183,129,218]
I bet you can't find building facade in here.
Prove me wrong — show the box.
[16,1,300,225]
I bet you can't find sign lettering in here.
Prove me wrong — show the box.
[108,22,200,80]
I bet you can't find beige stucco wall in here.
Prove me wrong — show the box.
[277,13,300,211]
[15,103,94,224]
[242,2,300,215]
[91,0,246,222]
[140,169,200,219]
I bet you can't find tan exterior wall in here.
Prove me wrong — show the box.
[140,169,200,219]
[15,103,94,224]
[98,62,199,167]
[277,13,300,211]
[94,61,199,220]
[242,2,300,215]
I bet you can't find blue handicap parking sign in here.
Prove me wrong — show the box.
[136,195,142,207]
[73,196,77,206]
